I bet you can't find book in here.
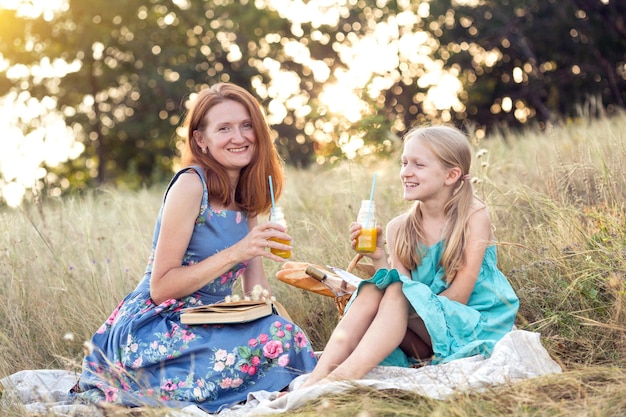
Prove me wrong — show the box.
[180,299,274,324]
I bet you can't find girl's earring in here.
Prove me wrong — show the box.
[202,147,208,154]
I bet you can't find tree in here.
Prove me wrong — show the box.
[1,0,625,206]
[424,0,626,129]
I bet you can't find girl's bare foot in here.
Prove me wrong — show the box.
[298,375,343,390]
[277,376,336,399]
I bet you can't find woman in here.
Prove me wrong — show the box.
[300,125,519,387]
[72,83,317,412]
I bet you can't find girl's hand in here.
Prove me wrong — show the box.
[349,222,385,261]
[349,222,362,251]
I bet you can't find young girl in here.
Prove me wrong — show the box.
[300,125,519,387]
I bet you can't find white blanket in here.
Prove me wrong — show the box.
[0,330,561,417]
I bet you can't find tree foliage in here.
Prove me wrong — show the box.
[426,0,626,129]
[0,0,624,203]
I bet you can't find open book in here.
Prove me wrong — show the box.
[180,299,274,324]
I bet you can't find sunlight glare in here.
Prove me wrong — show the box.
[1,182,25,208]
[283,39,330,82]
[425,73,463,111]
[0,92,84,207]
[319,82,367,124]
[452,0,480,6]
[265,0,461,129]
[0,0,67,19]
[339,134,364,160]
[1,0,466,205]
[262,0,341,28]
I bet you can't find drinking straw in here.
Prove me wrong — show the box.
[268,175,276,209]
[369,172,377,202]
[365,172,377,227]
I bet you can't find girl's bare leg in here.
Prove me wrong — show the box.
[322,282,409,381]
[400,315,433,359]
[299,284,383,388]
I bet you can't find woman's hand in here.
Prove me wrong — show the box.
[233,220,292,263]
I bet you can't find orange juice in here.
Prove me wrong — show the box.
[356,227,377,253]
[270,237,291,259]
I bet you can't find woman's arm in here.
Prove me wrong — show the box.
[149,173,286,304]
[239,217,273,296]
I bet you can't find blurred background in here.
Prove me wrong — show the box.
[1,0,624,207]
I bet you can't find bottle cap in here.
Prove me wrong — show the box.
[305,265,327,282]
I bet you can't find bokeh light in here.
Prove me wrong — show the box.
[0,0,462,206]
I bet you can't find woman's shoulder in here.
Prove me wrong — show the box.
[172,168,204,189]
[165,168,205,202]
[178,169,203,182]
[175,165,205,180]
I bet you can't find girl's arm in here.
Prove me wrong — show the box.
[385,214,412,277]
[438,205,492,305]
[149,172,286,304]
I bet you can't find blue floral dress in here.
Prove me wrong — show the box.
[73,166,317,413]
[346,241,519,366]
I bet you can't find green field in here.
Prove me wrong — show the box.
[1,115,625,416]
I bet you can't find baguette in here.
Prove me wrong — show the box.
[276,263,336,297]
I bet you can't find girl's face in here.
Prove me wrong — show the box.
[194,99,257,175]
[400,137,450,202]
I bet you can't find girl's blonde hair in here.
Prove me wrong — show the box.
[394,125,481,284]
[179,83,283,217]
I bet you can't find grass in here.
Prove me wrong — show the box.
[1,114,625,416]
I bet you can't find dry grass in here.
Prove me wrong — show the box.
[1,114,625,416]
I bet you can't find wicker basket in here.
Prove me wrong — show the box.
[333,253,375,317]
[333,293,352,318]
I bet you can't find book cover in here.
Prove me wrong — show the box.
[180,299,274,324]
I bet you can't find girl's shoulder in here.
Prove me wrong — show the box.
[387,212,408,230]
[385,212,410,243]
[467,199,495,239]
[468,198,490,218]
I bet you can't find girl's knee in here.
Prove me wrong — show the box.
[356,283,384,303]
[380,284,409,309]
[383,282,406,299]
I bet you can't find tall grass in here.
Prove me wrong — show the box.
[1,115,625,416]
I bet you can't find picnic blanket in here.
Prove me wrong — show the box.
[1,330,561,416]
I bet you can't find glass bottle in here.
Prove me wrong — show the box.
[305,265,349,297]
[269,207,291,259]
[356,200,377,253]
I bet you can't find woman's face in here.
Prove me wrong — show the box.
[194,99,257,175]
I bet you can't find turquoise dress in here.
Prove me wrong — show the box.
[346,241,519,365]
[73,166,317,412]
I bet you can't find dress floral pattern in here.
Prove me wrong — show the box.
[73,166,317,413]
